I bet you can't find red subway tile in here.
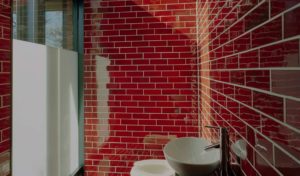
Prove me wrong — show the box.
[0,117,9,129]
[271,70,300,98]
[225,55,238,69]
[235,87,252,106]
[245,70,270,90]
[239,50,259,68]
[253,92,283,120]
[261,115,300,168]
[222,41,234,56]
[260,40,299,67]
[286,99,300,130]
[241,159,257,176]
[271,0,299,16]
[230,70,245,85]
[229,20,244,40]
[252,17,282,48]
[233,33,251,52]
[239,105,261,129]
[237,0,261,18]
[274,147,300,175]
[108,1,126,7]
[244,1,269,31]
[284,6,300,38]
[255,149,281,176]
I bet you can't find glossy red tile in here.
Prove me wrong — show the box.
[284,6,300,38]
[235,87,252,106]
[261,115,300,160]
[244,1,269,31]
[230,70,245,85]
[271,70,300,98]
[225,55,239,69]
[241,160,258,176]
[274,147,300,176]
[239,50,259,68]
[238,0,262,18]
[226,98,240,115]
[229,20,244,40]
[245,70,270,90]
[233,33,251,52]
[223,83,235,97]
[286,99,300,130]
[252,17,282,48]
[239,105,261,129]
[271,0,300,16]
[253,91,283,120]
[255,150,281,176]
[260,40,299,67]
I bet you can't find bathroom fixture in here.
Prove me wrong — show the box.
[163,137,220,176]
[204,126,230,176]
[130,159,175,176]
[231,139,247,160]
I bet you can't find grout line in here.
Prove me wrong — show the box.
[282,14,285,39]
[250,30,252,49]
[257,47,261,68]
[272,144,276,165]
[283,98,286,122]
[237,53,240,68]
[269,70,272,92]
[200,76,300,134]
[200,83,300,166]
[254,131,258,162]
[259,114,263,133]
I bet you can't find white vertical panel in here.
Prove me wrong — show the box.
[13,40,79,176]
[13,40,48,176]
[47,46,59,176]
[58,48,79,176]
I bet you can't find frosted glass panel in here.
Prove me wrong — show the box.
[13,40,48,176]
[13,39,79,176]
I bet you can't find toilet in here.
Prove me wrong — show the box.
[130,159,175,176]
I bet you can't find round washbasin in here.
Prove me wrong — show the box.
[163,137,220,176]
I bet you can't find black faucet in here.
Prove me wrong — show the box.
[204,126,230,176]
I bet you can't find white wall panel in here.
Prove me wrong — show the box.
[13,40,79,176]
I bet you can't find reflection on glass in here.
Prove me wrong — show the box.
[46,11,63,48]
[13,0,74,50]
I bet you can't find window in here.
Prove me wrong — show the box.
[13,0,74,50]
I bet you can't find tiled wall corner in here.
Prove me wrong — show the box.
[197,0,300,175]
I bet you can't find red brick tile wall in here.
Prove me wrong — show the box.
[198,0,300,175]
[84,0,198,175]
[0,0,11,175]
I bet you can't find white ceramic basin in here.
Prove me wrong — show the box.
[163,137,220,176]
